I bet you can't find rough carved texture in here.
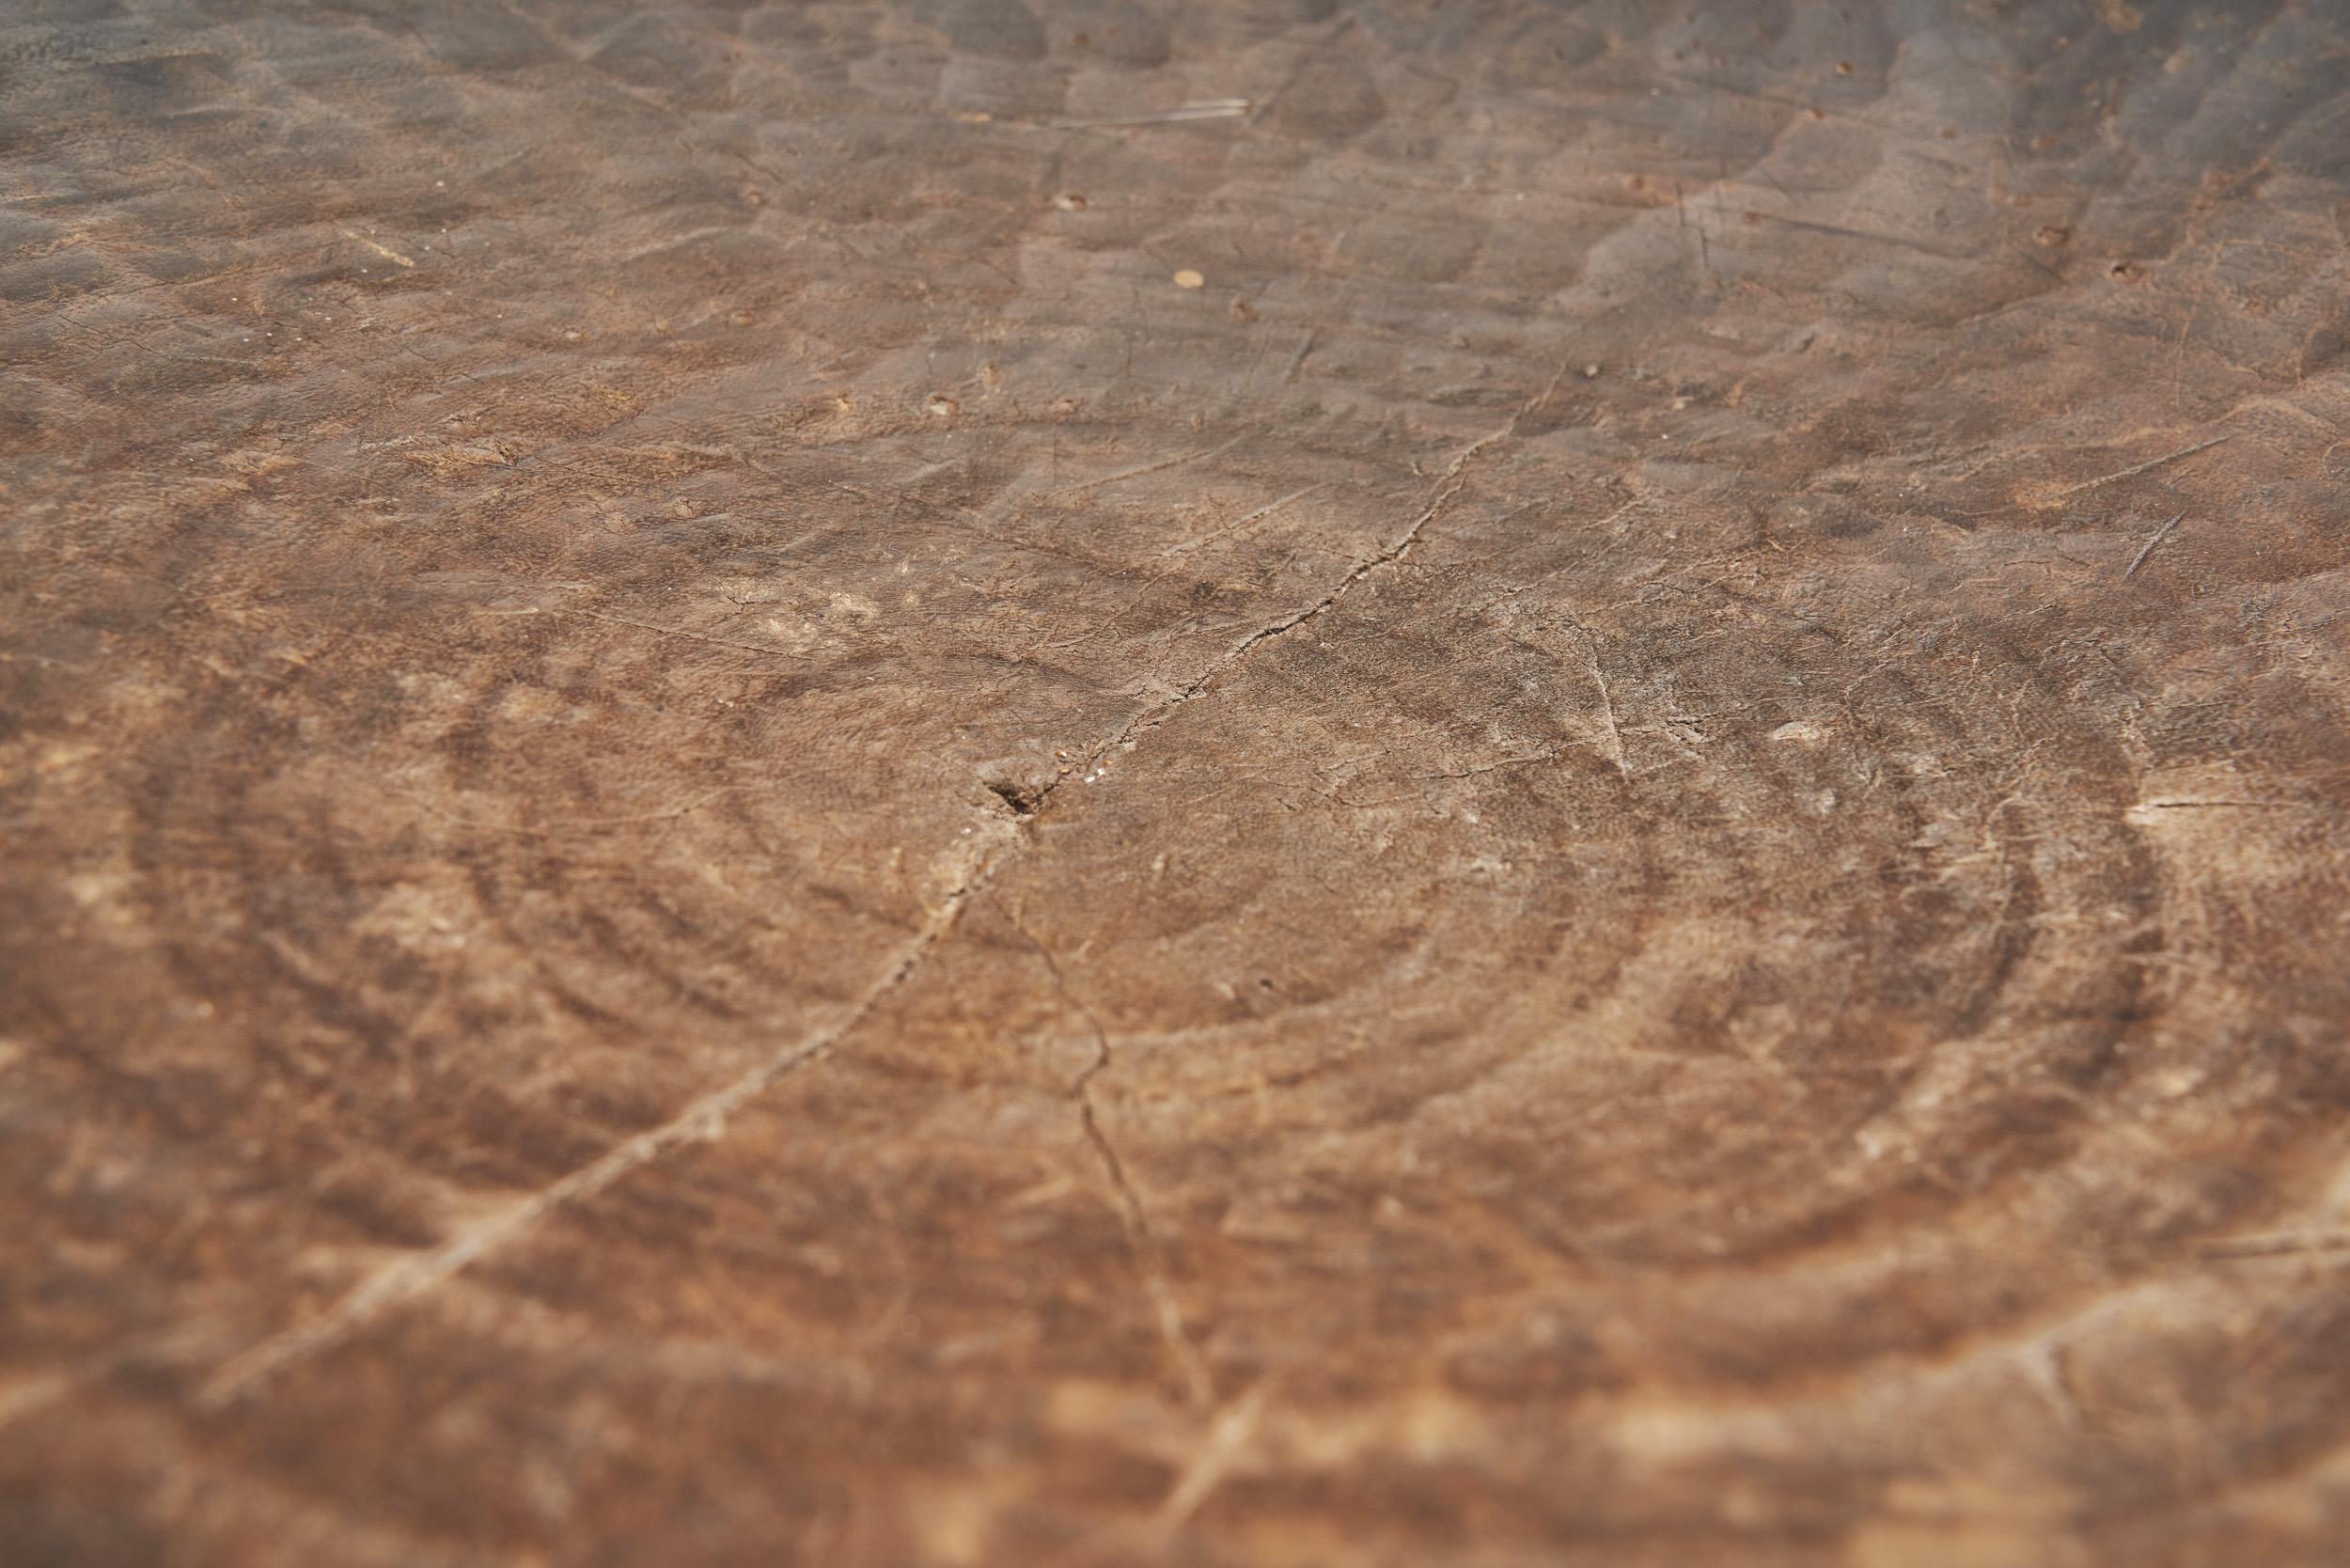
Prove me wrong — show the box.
[6,1,2350,1563]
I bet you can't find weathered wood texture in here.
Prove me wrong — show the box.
[7,1,2350,1563]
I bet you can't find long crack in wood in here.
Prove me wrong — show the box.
[1010,903,1215,1411]
[198,825,1019,1407]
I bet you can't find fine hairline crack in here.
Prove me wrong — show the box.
[1008,901,1215,1411]
[196,825,1016,1408]
[172,370,1559,1415]
[1031,366,1565,808]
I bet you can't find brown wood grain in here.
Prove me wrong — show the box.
[6,2,2350,1563]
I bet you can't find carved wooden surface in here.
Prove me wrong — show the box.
[6,2,2350,1563]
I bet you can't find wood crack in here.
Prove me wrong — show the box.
[197,824,1019,1408]
[179,389,1551,1415]
[1038,370,1565,804]
[1010,904,1214,1411]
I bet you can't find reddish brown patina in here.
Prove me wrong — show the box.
[6,2,2350,1563]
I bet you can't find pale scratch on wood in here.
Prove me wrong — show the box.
[2199,1231,2350,1260]
[339,228,415,269]
[1151,1382,1272,1540]
[1584,632,1631,778]
[1559,614,1631,777]
[570,608,801,661]
[1048,99,1249,130]
[1156,482,1326,558]
[1054,432,1248,498]
[2122,510,2186,579]
[2055,433,2231,497]
[0,1372,77,1435]
[1284,326,1318,384]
